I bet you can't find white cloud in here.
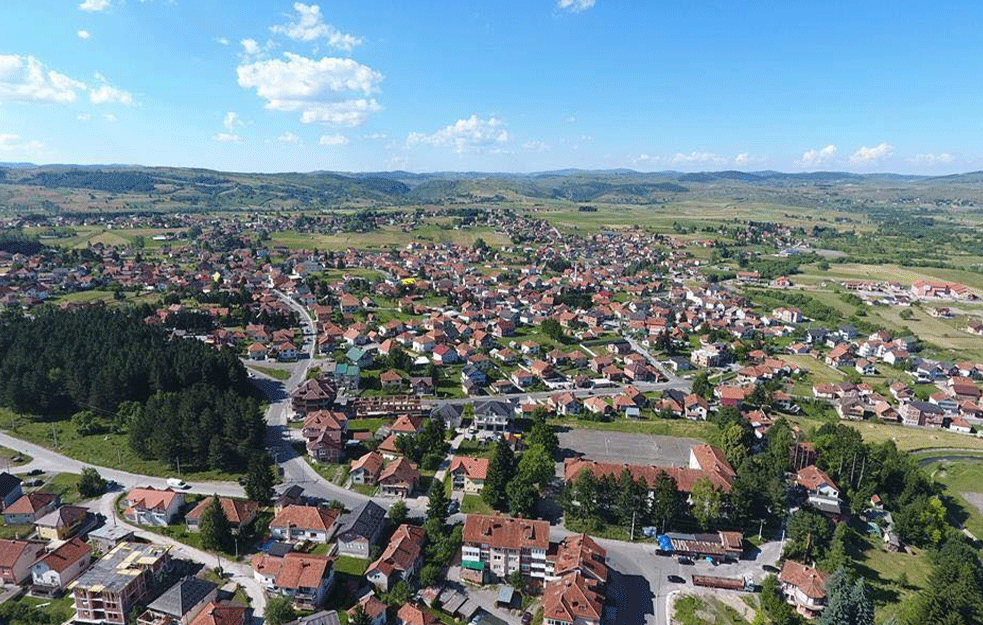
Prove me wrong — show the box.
[79,0,111,11]
[522,140,550,152]
[735,152,750,165]
[0,55,87,104]
[557,0,595,13]
[212,132,241,143]
[89,75,135,106]
[241,38,262,56]
[103,113,117,122]
[362,132,387,140]
[407,115,510,154]
[215,37,230,46]
[76,113,92,121]
[0,134,44,153]
[237,52,383,126]
[277,131,301,144]
[909,153,955,166]
[849,142,892,165]
[319,133,348,146]
[271,3,362,52]
[799,144,837,167]
[77,30,92,40]
[223,111,242,132]
[671,151,726,165]
[565,116,577,124]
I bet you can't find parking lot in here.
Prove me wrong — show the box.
[557,430,699,466]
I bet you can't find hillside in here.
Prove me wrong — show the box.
[0,164,981,214]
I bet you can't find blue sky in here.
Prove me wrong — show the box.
[0,0,980,173]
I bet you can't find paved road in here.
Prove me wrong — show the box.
[624,336,690,392]
[84,492,268,617]
[550,525,782,625]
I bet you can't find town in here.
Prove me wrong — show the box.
[0,192,982,625]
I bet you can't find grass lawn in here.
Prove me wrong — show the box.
[673,594,751,625]
[247,364,291,381]
[550,416,720,444]
[454,438,494,457]
[6,413,240,482]
[461,494,494,515]
[925,459,983,538]
[14,591,76,623]
[334,555,369,576]
[850,533,930,623]
[38,472,82,505]
[0,445,31,468]
[790,413,983,452]
[0,518,34,539]
[348,418,390,432]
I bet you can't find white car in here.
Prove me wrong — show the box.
[167,478,189,489]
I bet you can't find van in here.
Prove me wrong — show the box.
[167,478,189,489]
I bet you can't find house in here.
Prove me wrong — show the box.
[136,577,218,625]
[473,400,513,432]
[304,410,349,464]
[31,537,91,594]
[87,525,136,553]
[380,369,406,391]
[35,504,89,541]
[409,376,435,396]
[283,611,342,625]
[335,501,387,559]
[347,595,388,625]
[0,472,23,510]
[366,524,426,592]
[795,465,842,514]
[71,542,172,625]
[778,560,828,619]
[541,571,604,625]
[397,603,438,625]
[901,400,945,427]
[186,498,259,535]
[122,487,185,526]
[350,452,386,486]
[379,457,420,498]
[449,456,490,494]
[461,514,550,584]
[290,378,337,416]
[3,492,59,525]
[188,602,251,625]
[270,505,340,544]
[684,394,709,421]
[431,403,464,430]
[549,392,582,416]
[0,538,45,584]
[251,552,335,611]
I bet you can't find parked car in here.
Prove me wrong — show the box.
[167,477,189,489]
[447,500,460,515]
[521,613,533,625]
[677,556,694,565]
[667,575,686,584]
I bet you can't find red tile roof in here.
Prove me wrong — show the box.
[462,514,549,550]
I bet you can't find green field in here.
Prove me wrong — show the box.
[334,555,369,576]
[925,459,983,538]
[550,416,720,444]
[5,412,240,481]
[791,414,983,452]
[247,364,292,381]
[460,493,494,515]
[38,472,83,505]
[851,534,930,623]
[270,224,511,251]
[0,445,31,468]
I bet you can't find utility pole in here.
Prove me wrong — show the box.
[631,510,636,542]
[758,518,764,541]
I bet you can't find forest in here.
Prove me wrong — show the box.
[0,307,265,472]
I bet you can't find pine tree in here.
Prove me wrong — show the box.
[481,438,514,510]
[851,579,874,625]
[426,480,449,527]
[507,476,537,517]
[199,494,232,553]
[245,452,275,505]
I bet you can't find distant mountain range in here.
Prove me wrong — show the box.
[1,162,980,213]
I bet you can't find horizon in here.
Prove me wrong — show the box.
[3,1,982,174]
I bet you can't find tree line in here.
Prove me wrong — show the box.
[0,307,264,472]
